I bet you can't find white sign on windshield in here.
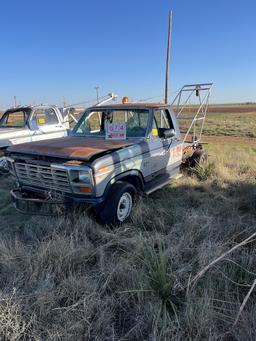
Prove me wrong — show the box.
[105,122,126,140]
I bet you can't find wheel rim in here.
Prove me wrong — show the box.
[117,192,133,222]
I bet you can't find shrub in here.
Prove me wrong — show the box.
[192,162,216,181]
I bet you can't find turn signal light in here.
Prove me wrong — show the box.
[79,186,92,193]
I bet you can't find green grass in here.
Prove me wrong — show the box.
[179,110,256,138]
[204,111,256,137]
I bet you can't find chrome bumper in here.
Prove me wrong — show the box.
[10,189,69,216]
[10,188,104,216]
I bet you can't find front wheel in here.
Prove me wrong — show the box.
[98,182,136,226]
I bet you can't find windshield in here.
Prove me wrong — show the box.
[73,109,149,138]
[0,109,30,128]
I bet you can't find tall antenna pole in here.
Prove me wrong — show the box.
[95,86,100,104]
[63,96,66,107]
[165,10,172,104]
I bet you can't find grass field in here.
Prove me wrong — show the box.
[0,106,255,340]
[177,104,256,139]
[204,111,256,137]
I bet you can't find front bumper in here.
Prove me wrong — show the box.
[11,187,104,216]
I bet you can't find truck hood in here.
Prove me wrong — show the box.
[7,136,135,160]
[0,127,29,148]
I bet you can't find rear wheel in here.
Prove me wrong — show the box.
[189,150,208,168]
[98,181,136,226]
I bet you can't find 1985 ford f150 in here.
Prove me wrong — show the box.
[6,84,212,225]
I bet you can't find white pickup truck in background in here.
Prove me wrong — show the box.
[0,93,118,169]
[0,105,69,173]
[0,105,68,156]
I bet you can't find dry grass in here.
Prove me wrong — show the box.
[0,136,255,340]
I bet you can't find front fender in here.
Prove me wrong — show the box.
[103,169,145,198]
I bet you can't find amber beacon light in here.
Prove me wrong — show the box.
[122,96,129,104]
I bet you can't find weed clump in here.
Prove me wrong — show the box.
[0,292,31,341]
[192,162,216,181]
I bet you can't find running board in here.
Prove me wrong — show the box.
[174,173,183,180]
[144,172,183,195]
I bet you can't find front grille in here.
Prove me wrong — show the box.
[14,162,72,193]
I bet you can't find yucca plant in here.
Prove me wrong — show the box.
[142,240,181,322]
[193,162,216,181]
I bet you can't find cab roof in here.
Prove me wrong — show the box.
[5,104,58,112]
[89,102,170,110]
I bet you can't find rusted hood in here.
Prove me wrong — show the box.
[7,136,134,160]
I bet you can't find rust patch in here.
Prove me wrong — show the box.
[182,145,194,156]
[64,160,84,166]
[8,136,134,161]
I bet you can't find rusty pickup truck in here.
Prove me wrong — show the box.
[6,85,212,225]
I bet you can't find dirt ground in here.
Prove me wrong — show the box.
[202,135,256,146]
[175,103,256,114]
[208,104,256,113]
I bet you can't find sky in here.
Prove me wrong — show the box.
[0,0,256,108]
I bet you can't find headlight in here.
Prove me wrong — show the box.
[69,166,94,194]
[78,170,92,183]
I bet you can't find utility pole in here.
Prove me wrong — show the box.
[164,10,173,104]
[95,86,100,104]
[14,95,17,107]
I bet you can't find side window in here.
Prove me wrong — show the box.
[0,111,26,127]
[154,109,174,129]
[32,108,59,126]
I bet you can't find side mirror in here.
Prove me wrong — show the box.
[163,128,175,139]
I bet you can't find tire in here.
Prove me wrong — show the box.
[98,181,136,226]
[189,150,208,168]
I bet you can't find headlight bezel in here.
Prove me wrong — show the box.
[52,164,94,195]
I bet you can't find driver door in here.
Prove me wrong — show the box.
[146,108,183,181]
[30,107,66,141]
